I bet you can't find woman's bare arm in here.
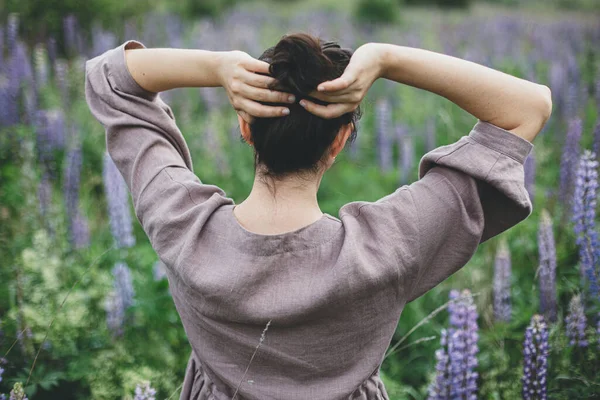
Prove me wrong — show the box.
[377,44,552,142]
[302,43,552,143]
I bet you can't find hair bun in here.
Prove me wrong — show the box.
[268,33,350,96]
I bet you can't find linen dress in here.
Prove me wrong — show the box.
[85,41,534,400]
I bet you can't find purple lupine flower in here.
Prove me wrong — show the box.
[524,150,536,204]
[105,262,135,336]
[0,25,4,69]
[33,44,49,90]
[572,150,600,297]
[63,15,80,55]
[522,314,549,400]
[559,118,582,207]
[63,146,82,219]
[134,381,157,400]
[565,294,588,347]
[428,329,450,399]
[493,240,511,323]
[8,382,27,400]
[399,133,414,186]
[91,25,117,58]
[102,153,135,248]
[71,209,90,250]
[35,109,66,176]
[538,210,557,323]
[375,99,393,172]
[46,37,57,68]
[6,13,19,55]
[428,289,479,399]
[54,60,69,109]
[425,118,436,153]
[113,262,135,310]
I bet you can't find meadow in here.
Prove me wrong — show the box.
[0,1,599,399]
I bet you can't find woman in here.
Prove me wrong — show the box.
[85,32,551,400]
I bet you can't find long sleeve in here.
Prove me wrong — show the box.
[85,40,231,271]
[341,120,533,303]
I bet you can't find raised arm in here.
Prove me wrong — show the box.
[301,42,552,143]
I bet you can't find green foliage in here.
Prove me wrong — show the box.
[354,0,401,24]
[404,0,473,8]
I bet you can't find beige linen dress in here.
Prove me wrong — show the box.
[85,41,533,400]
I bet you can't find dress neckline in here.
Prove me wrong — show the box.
[218,204,343,256]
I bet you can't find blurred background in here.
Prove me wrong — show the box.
[0,0,599,398]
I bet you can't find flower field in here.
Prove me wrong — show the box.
[0,2,599,399]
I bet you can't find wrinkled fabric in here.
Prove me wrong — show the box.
[85,41,533,400]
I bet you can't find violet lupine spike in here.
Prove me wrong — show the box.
[105,290,125,337]
[565,294,588,347]
[102,153,136,249]
[572,149,600,297]
[427,329,450,399]
[399,134,414,186]
[33,44,49,90]
[493,240,512,323]
[538,210,558,323]
[524,150,536,204]
[428,289,479,400]
[35,109,66,177]
[71,209,90,250]
[522,314,549,400]
[375,98,393,172]
[63,146,82,218]
[54,60,69,109]
[6,14,18,55]
[134,381,157,400]
[112,262,135,311]
[559,118,582,207]
[63,15,80,55]
[425,118,436,153]
[38,171,52,220]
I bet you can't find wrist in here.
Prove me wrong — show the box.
[375,43,396,80]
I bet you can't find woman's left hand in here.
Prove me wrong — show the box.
[217,51,296,123]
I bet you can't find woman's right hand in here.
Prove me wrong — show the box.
[299,43,387,118]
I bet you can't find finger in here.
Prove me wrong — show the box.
[243,85,295,103]
[242,70,278,89]
[237,110,254,124]
[299,99,355,119]
[242,99,290,118]
[242,58,271,74]
[307,90,360,104]
[317,74,357,92]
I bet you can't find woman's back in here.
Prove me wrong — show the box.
[85,31,549,398]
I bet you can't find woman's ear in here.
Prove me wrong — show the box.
[237,113,253,146]
[330,123,352,159]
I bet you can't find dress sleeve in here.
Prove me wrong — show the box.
[84,40,229,268]
[341,120,533,303]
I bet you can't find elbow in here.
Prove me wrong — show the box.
[538,84,553,125]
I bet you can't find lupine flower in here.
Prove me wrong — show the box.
[47,37,57,68]
[493,240,511,323]
[524,150,536,204]
[134,381,157,400]
[375,98,393,172]
[565,294,588,347]
[6,14,19,54]
[522,314,549,400]
[538,210,557,323]
[71,209,90,250]
[63,146,81,217]
[1,394,5,400]
[113,262,135,310]
[399,133,414,186]
[9,382,27,400]
[33,44,48,91]
[105,262,135,336]
[35,109,66,175]
[54,60,69,109]
[572,150,600,297]
[425,118,436,153]
[63,15,81,55]
[102,153,135,248]
[559,118,582,207]
[428,289,479,400]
